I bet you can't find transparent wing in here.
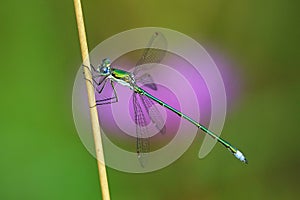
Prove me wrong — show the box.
[135,73,157,90]
[139,94,166,134]
[134,32,167,135]
[133,32,167,77]
[133,92,149,167]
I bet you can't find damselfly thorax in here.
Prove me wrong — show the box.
[109,68,136,90]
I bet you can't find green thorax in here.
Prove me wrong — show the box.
[112,68,131,79]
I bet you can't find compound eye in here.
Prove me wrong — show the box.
[103,58,111,65]
[100,66,109,74]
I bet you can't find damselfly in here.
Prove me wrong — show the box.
[85,32,247,165]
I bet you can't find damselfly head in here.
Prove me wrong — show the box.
[99,58,111,75]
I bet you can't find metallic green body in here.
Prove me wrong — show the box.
[134,86,238,155]
[94,58,247,163]
[112,68,130,77]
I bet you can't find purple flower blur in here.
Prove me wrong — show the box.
[95,48,241,149]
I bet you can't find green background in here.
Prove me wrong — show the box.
[1,0,299,199]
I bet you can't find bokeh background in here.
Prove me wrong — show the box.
[0,0,299,199]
